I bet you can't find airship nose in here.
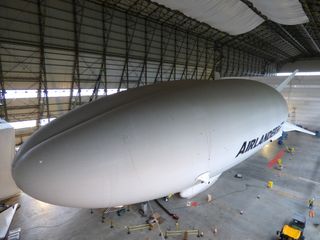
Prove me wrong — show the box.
[13,142,75,207]
[13,147,56,203]
[12,127,110,208]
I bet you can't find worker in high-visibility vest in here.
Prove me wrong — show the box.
[308,198,315,209]
[277,158,283,170]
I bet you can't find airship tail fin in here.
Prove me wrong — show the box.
[283,122,315,135]
[276,69,299,92]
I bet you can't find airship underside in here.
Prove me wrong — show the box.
[13,80,297,208]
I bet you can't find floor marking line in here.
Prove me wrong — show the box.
[267,149,285,168]
[298,176,320,186]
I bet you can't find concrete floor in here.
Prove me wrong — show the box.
[8,132,320,240]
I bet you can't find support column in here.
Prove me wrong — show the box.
[138,19,157,86]
[0,55,7,121]
[118,12,138,90]
[69,0,84,110]
[37,0,50,127]
[89,3,113,101]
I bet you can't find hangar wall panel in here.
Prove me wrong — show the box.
[0,0,276,141]
[226,76,320,130]
[280,59,320,72]
[0,120,19,200]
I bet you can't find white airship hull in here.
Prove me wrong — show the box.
[13,80,288,208]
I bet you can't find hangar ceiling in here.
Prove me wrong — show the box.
[151,0,309,35]
[0,0,319,143]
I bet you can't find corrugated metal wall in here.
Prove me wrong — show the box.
[0,0,279,142]
[231,76,320,130]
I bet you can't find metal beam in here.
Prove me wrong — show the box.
[246,54,251,76]
[214,44,223,78]
[89,3,114,101]
[222,47,229,77]
[137,18,148,87]
[181,33,199,80]
[37,0,50,127]
[169,29,187,81]
[299,0,320,54]
[102,0,274,63]
[184,31,189,80]
[172,27,177,81]
[221,36,279,62]
[275,23,311,55]
[200,39,208,80]
[240,0,310,56]
[118,12,139,90]
[208,42,216,80]
[156,25,175,82]
[231,48,237,76]
[0,55,8,121]
[236,50,241,76]
[191,36,199,80]
[300,24,320,54]
[223,29,292,61]
[69,0,84,110]
[200,42,215,79]
[137,18,157,86]
[154,23,165,83]
[240,52,245,76]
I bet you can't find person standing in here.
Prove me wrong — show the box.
[308,198,315,209]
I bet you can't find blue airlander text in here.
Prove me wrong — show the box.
[235,124,283,158]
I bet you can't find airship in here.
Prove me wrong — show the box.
[12,71,314,208]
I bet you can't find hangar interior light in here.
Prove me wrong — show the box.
[10,118,56,129]
[5,88,126,99]
[8,88,126,129]
[276,72,320,76]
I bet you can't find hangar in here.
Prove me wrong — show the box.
[0,0,319,239]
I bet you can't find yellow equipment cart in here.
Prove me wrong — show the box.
[276,214,306,240]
